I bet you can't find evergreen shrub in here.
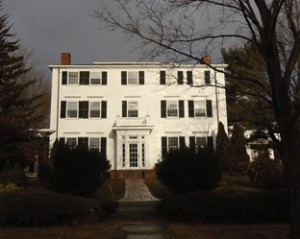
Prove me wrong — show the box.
[156,148,222,194]
[39,141,111,196]
[248,151,285,189]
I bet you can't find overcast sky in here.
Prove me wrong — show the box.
[3,0,142,75]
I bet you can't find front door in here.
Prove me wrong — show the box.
[121,139,146,169]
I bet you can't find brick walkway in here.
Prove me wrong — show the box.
[119,179,160,202]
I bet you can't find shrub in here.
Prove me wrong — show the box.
[39,141,111,196]
[0,160,12,183]
[0,190,112,226]
[0,183,20,194]
[248,151,285,189]
[158,189,289,223]
[7,161,28,186]
[156,148,222,194]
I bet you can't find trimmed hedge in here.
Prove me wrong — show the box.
[0,190,114,226]
[158,189,289,223]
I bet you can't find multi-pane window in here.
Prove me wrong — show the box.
[128,102,139,117]
[194,101,207,117]
[195,137,207,149]
[167,101,178,117]
[122,101,139,117]
[161,100,185,118]
[89,137,100,151]
[66,138,77,149]
[188,100,212,118]
[189,136,213,151]
[68,72,79,84]
[67,102,78,118]
[61,100,107,119]
[90,102,101,118]
[168,137,179,151]
[161,136,186,157]
[90,72,101,85]
[62,71,107,85]
[121,71,144,85]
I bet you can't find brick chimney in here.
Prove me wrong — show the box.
[61,52,71,65]
[200,55,212,65]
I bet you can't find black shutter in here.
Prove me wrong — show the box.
[187,71,193,85]
[60,101,66,118]
[101,137,107,156]
[161,100,167,118]
[121,71,127,85]
[179,100,185,118]
[160,71,166,85]
[139,71,145,85]
[80,71,90,85]
[102,72,107,85]
[161,137,168,158]
[59,137,65,146]
[178,71,184,85]
[188,100,194,118]
[78,137,88,149]
[207,136,214,150]
[62,71,67,85]
[79,101,89,118]
[206,100,213,117]
[122,101,127,117]
[189,137,196,152]
[101,101,107,119]
[179,137,186,149]
[205,71,211,84]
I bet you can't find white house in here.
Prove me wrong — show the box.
[49,53,228,178]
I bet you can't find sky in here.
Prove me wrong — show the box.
[3,0,142,75]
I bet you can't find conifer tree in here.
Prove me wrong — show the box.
[0,1,41,167]
[216,122,231,173]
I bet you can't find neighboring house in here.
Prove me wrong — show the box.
[49,53,228,178]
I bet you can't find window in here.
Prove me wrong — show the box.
[161,136,186,157]
[66,138,77,149]
[121,71,145,85]
[195,137,207,149]
[190,136,213,151]
[167,101,178,117]
[194,101,206,117]
[204,70,211,84]
[68,72,79,85]
[89,138,100,151]
[122,101,139,117]
[90,72,101,85]
[188,100,213,118]
[161,100,185,118]
[90,102,101,118]
[67,102,78,118]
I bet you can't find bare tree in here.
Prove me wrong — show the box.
[95,0,300,238]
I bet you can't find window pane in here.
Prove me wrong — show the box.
[128,101,138,117]
[194,101,206,117]
[128,71,138,85]
[90,72,101,85]
[168,137,179,151]
[196,137,207,150]
[68,72,79,84]
[167,101,178,117]
[67,138,77,149]
[89,138,100,151]
[90,102,101,118]
[67,102,78,118]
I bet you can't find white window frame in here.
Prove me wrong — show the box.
[66,137,77,149]
[167,101,178,117]
[195,136,207,150]
[68,71,79,85]
[168,137,179,151]
[90,101,101,118]
[127,71,139,85]
[194,100,206,117]
[90,72,101,85]
[67,101,78,118]
[89,137,100,151]
[128,101,139,117]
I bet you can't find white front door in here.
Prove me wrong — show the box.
[121,139,146,169]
